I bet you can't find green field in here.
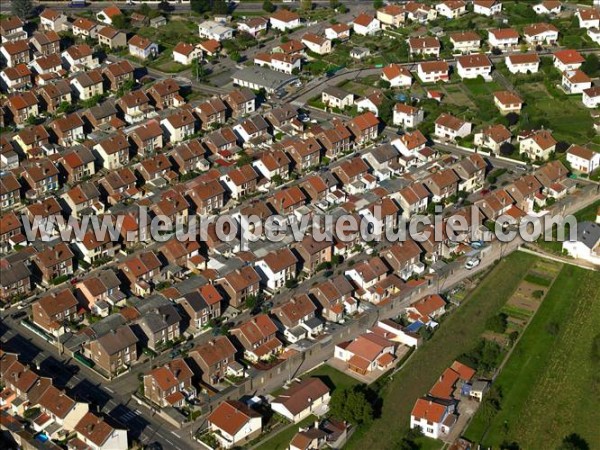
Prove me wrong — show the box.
[465,265,600,449]
[345,252,539,450]
[256,415,316,450]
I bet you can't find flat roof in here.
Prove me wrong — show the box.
[232,66,298,92]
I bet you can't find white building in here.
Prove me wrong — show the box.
[518,130,557,160]
[566,145,600,173]
[488,28,520,49]
[208,401,262,449]
[301,33,332,55]
[583,86,600,108]
[393,104,424,128]
[172,42,201,66]
[553,49,585,72]
[473,0,503,16]
[449,31,481,54]
[436,0,467,19]
[353,13,381,36]
[270,9,301,31]
[435,113,472,141]
[456,54,493,80]
[128,35,158,60]
[562,221,600,265]
[271,379,331,423]
[533,2,562,15]
[198,20,234,41]
[562,69,592,94]
[524,23,559,45]
[506,53,540,74]
[410,398,456,440]
[417,61,449,83]
[381,63,412,87]
[576,8,600,29]
[254,248,297,291]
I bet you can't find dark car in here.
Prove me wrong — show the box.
[11,311,27,320]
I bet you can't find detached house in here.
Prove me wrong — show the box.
[161,108,196,143]
[473,0,502,16]
[0,16,26,43]
[71,69,104,101]
[128,35,158,60]
[381,64,412,88]
[97,26,127,49]
[576,8,600,29]
[6,91,38,125]
[417,61,449,83]
[231,314,283,362]
[424,168,460,203]
[50,113,85,146]
[225,88,256,118]
[518,130,557,160]
[408,36,441,57]
[117,89,153,124]
[436,0,467,19]
[553,49,585,72]
[302,33,332,55]
[488,28,520,50]
[40,8,69,32]
[562,69,592,94]
[31,31,61,56]
[566,145,600,174]
[32,289,79,336]
[195,97,227,130]
[506,53,540,74]
[72,17,98,39]
[347,111,380,145]
[452,154,487,193]
[143,358,194,408]
[434,113,472,141]
[1,40,30,67]
[449,31,481,54]
[188,336,237,385]
[270,9,301,31]
[38,79,72,114]
[62,44,98,71]
[353,13,381,36]
[410,398,456,440]
[377,4,406,28]
[474,123,512,153]
[272,294,322,343]
[271,378,330,423]
[524,23,559,45]
[456,54,493,80]
[310,275,356,322]
[383,240,423,280]
[87,325,138,376]
[255,248,298,292]
[493,90,523,114]
[103,60,135,91]
[74,412,128,450]
[208,400,262,449]
[94,133,130,170]
[219,265,261,308]
[1,64,32,92]
[393,104,424,128]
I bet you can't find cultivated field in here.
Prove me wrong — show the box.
[464,265,600,449]
[344,252,539,450]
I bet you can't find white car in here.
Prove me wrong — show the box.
[465,258,481,270]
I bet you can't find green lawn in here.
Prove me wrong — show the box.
[256,415,316,450]
[303,364,360,393]
[464,265,600,449]
[345,252,539,450]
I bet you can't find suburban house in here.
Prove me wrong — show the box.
[218,266,261,308]
[473,0,503,16]
[474,123,512,153]
[417,61,449,83]
[562,221,600,265]
[566,145,600,174]
[423,169,460,203]
[533,1,562,15]
[294,236,334,276]
[524,23,559,45]
[74,412,128,450]
[32,289,79,336]
[310,275,356,322]
[325,23,351,41]
[272,294,322,343]
[208,400,262,449]
[518,130,557,160]
[188,336,238,385]
[71,69,104,101]
[302,33,332,55]
[254,248,298,292]
[103,60,134,91]
[198,21,234,41]
[87,324,138,377]
[334,332,396,375]
[506,53,540,74]
[128,35,158,60]
[452,154,487,193]
[381,63,413,88]
[347,111,380,145]
[270,9,301,31]
[449,31,481,53]
[172,42,202,66]
[397,183,430,218]
[97,26,127,49]
[562,69,592,94]
[488,28,520,49]
[434,113,472,141]
[237,17,268,37]
[32,242,74,285]
[455,54,493,80]
[40,8,69,32]
[225,88,256,118]
[408,36,441,57]
[406,294,447,325]
[147,78,182,110]
[436,0,467,19]
[75,269,124,315]
[271,378,331,423]
[553,49,585,72]
[161,108,196,143]
[576,7,600,29]
[583,86,600,108]
[118,251,162,296]
[377,4,405,28]
[344,256,389,292]
[410,398,456,439]
[382,240,423,280]
[393,104,424,128]
[493,90,523,114]
[143,358,195,408]
[230,314,283,362]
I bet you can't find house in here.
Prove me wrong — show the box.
[325,23,351,41]
[272,294,322,343]
[199,39,221,56]
[103,60,135,91]
[72,17,98,39]
[136,152,172,186]
[128,35,158,60]
[253,150,290,183]
[0,42,29,70]
[474,0,502,16]
[97,26,127,49]
[583,86,600,108]
[452,154,487,193]
[50,113,85,146]
[198,20,234,41]
[1,64,32,92]
[13,124,50,155]
[221,164,259,200]
[270,9,301,31]
[93,133,129,170]
[289,234,331,276]
[171,42,200,66]
[0,172,21,209]
[74,412,128,450]
[196,97,227,130]
[21,159,60,198]
[128,119,164,156]
[383,240,423,280]
[6,91,38,125]
[434,113,472,141]
[302,33,332,55]
[562,221,600,264]
[208,400,262,449]
[474,124,512,153]
[255,52,302,75]
[70,69,104,101]
[117,90,153,124]
[169,139,206,175]
[119,251,162,296]
[359,197,401,237]
[225,88,256,118]
[40,8,69,32]
[219,266,261,308]
[488,28,520,50]
[75,270,124,314]
[188,336,237,385]
[393,104,424,128]
[576,8,600,29]
[344,256,389,293]
[347,111,380,145]
[524,23,559,45]
[31,53,62,75]
[161,108,196,143]
[355,91,386,117]
[135,299,182,351]
[377,4,406,28]
[0,212,21,251]
[506,53,540,74]
[335,332,396,374]
[408,36,441,57]
[177,283,221,328]
[332,156,370,187]
[397,183,430,218]
[405,2,438,23]
[62,43,98,71]
[32,289,79,336]
[233,115,270,145]
[363,144,401,179]
[562,69,592,94]
[143,358,194,408]
[31,31,61,56]
[506,174,543,212]
[566,145,600,173]
[0,16,26,43]
[87,325,138,376]
[96,5,123,25]
[518,130,557,160]
[150,16,167,28]
[353,13,380,36]
[255,248,298,292]
[474,189,514,220]
[231,314,283,362]
[417,61,449,83]
[271,378,330,423]
[381,63,412,88]
[406,294,446,324]
[410,398,456,439]
[0,259,30,301]
[148,78,181,110]
[456,54,493,80]
[449,31,481,54]
[60,146,96,184]
[317,124,353,158]
[553,49,585,72]
[38,80,72,114]
[237,17,269,37]
[83,101,119,130]
[436,0,467,19]
[533,1,562,15]
[266,105,299,131]
[310,275,355,322]
[493,90,523,114]
[424,169,461,203]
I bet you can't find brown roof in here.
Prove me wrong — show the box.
[271,9,300,23]
[164,108,195,128]
[457,53,492,69]
[399,129,427,150]
[382,63,412,80]
[273,294,316,326]
[131,119,163,141]
[493,90,523,106]
[419,60,449,73]
[353,12,376,27]
[507,53,540,65]
[75,413,117,447]
[408,36,441,50]
[38,386,75,419]
[567,144,596,161]
[34,243,74,268]
[208,400,261,435]
[480,123,511,143]
[149,78,180,97]
[40,8,62,21]
[273,378,330,415]
[191,336,236,367]
[489,28,520,40]
[233,314,278,345]
[554,49,585,65]
[435,113,467,131]
[223,266,261,292]
[227,164,258,186]
[449,31,481,42]
[128,34,153,49]
[73,17,97,32]
[524,22,559,37]
[121,251,161,278]
[173,42,196,56]
[2,40,29,56]
[261,247,298,273]
[426,168,460,190]
[36,289,78,317]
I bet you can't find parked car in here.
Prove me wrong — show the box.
[465,258,481,270]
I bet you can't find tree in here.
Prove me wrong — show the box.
[581,54,599,78]
[158,0,174,12]
[229,50,242,63]
[505,112,520,127]
[111,14,129,30]
[329,386,375,426]
[245,294,259,312]
[263,0,276,13]
[301,0,312,11]
[500,142,515,156]
[555,141,570,153]
[373,0,384,9]
[191,0,211,14]
[486,313,508,333]
[138,2,152,17]
[213,0,229,15]
[12,0,33,18]
[557,434,590,450]
[329,0,339,9]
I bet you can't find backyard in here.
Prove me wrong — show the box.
[344,252,540,450]
[464,265,600,449]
